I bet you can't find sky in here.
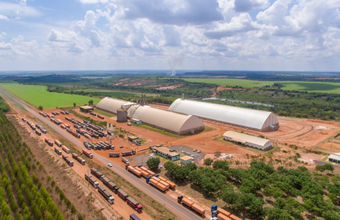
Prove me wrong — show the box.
[0,0,340,72]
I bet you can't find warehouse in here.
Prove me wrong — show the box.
[328,154,340,164]
[155,147,180,161]
[168,99,279,131]
[223,131,273,151]
[95,97,130,114]
[128,105,205,135]
[79,105,94,113]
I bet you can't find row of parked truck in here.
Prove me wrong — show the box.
[87,168,143,213]
[65,117,107,140]
[22,117,47,136]
[83,140,115,151]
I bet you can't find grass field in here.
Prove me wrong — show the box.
[0,83,101,109]
[182,78,340,93]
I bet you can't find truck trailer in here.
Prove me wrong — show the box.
[85,174,98,188]
[55,140,62,147]
[61,145,70,154]
[98,185,114,204]
[178,196,205,217]
[146,177,168,192]
[45,138,53,146]
[83,149,93,159]
[91,168,104,179]
[117,189,128,201]
[126,166,142,178]
[72,153,85,165]
[62,155,74,166]
[129,214,141,220]
[54,147,62,155]
[121,157,129,164]
[126,197,142,213]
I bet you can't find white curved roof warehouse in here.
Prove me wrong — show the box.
[130,106,205,135]
[95,97,130,114]
[169,99,279,131]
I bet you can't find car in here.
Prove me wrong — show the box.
[190,154,194,157]
[193,149,197,152]
[108,163,112,167]
[120,146,123,148]
[197,150,201,153]
[181,151,185,153]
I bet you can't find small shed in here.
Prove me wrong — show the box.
[79,106,94,113]
[130,118,142,125]
[181,156,193,165]
[128,135,139,142]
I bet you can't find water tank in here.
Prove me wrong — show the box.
[117,108,127,122]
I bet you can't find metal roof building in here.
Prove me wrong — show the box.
[223,131,273,150]
[95,97,130,114]
[169,99,279,131]
[129,106,205,135]
[328,154,340,164]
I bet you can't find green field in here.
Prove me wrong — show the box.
[182,78,340,93]
[0,83,101,109]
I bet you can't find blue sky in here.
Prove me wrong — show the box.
[0,0,340,71]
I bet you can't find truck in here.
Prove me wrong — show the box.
[84,133,92,140]
[126,166,142,178]
[146,177,168,192]
[72,153,86,165]
[98,185,114,204]
[89,111,96,116]
[126,197,142,213]
[83,149,93,159]
[45,138,53,146]
[61,145,70,154]
[177,196,205,217]
[211,205,240,220]
[107,181,119,193]
[91,168,104,179]
[158,176,176,189]
[62,155,74,166]
[85,174,98,188]
[35,130,41,136]
[121,150,136,156]
[129,214,141,220]
[117,189,129,201]
[121,157,129,164]
[109,152,120,158]
[55,140,62,147]
[97,114,104,119]
[54,147,62,155]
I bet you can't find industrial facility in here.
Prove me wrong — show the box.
[328,153,340,164]
[223,131,273,151]
[96,96,205,135]
[168,98,279,131]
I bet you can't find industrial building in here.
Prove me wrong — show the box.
[79,106,94,113]
[127,105,205,135]
[95,97,205,135]
[96,97,130,114]
[181,156,193,165]
[223,131,273,151]
[328,154,340,164]
[168,99,279,131]
[154,147,180,161]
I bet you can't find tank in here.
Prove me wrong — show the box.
[116,108,127,122]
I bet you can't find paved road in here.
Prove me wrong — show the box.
[0,88,200,220]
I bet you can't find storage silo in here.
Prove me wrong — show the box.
[116,108,127,122]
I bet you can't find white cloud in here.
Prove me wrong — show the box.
[234,0,269,12]
[0,2,41,19]
[0,14,9,20]
[78,0,109,4]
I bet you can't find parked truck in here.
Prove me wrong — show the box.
[109,152,120,158]
[45,138,53,147]
[211,205,240,220]
[54,147,62,155]
[158,176,176,189]
[178,196,205,217]
[146,177,168,192]
[61,145,70,154]
[121,157,129,164]
[91,168,104,179]
[126,166,142,178]
[55,140,62,147]
[98,185,114,204]
[117,189,129,201]
[62,155,74,166]
[72,153,85,165]
[129,214,141,220]
[83,149,93,159]
[121,150,136,156]
[126,197,142,213]
[85,174,98,188]
[107,181,119,193]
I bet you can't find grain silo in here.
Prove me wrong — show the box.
[116,108,127,122]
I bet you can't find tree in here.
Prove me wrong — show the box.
[38,106,43,111]
[204,158,213,166]
[146,157,160,171]
[73,103,76,107]
[213,160,229,170]
[88,100,93,105]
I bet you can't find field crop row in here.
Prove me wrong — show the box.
[0,84,101,109]
[182,78,340,93]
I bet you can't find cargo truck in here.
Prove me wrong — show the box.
[91,168,104,179]
[107,181,119,193]
[61,145,70,154]
[109,152,120,158]
[35,130,41,136]
[62,155,74,166]
[117,189,128,201]
[178,196,205,217]
[121,157,129,164]
[45,138,53,147]
[146,177,168,192]
[54,147,62,155]
[121,150,136,156]
[126,197,142,213]
[97,114,104,119]
[98,185,114,204]
[83,149,93,159]
[72,153,85,165]
[85,174,98,188]
[55,140,62,147]
[89,111,96,116]
[126,166,142,178]
[129,214,141,220]
[84,133,92,140]
[157,176,176,189]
